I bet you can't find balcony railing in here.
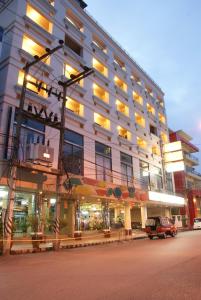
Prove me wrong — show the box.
[186,166,201,177]
[185,153,199,163]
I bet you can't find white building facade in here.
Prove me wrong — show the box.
[0,0,184,239]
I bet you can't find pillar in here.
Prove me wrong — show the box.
[141,205,147,229]
[165,207,171,218]
[114,207,121,222]
[124,203,132,235]
[67,199,75,237]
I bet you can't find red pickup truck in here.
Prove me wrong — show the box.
[145,216,177,239]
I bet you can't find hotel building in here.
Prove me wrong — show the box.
[0,0,184,241]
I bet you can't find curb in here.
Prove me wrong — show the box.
[10,235,148,255]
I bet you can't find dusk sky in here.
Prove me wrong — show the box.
[86,0,201,168]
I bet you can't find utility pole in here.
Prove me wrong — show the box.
[4,41,64,254]
[53,67,94,248]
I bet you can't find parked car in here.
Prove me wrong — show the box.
[193,218,201,230]
[145,216,177,239]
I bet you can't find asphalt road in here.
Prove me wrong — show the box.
[1,231,201,300]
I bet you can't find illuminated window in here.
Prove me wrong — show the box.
[135,112,145,128]
[137,137,147,149]
[158,113,166,124]
[147,103,155,115]
[116,99,129,116]
[114,76,127,92]
[18,71,47,98]
[133,91,143,105]
[131,74,142,85]
[94,113,110,130]
[114,56,126,71]
[152,145,160,156]
[161,132,168,143]
[26,4,53,33]
[92,36,107,53]
[117,126,131,140]
[93,83,109,103]
[66,10,83,32]
[92,58,108,77]
[22,36,50,64]
[66,97,84,116]
[64,64,83,86]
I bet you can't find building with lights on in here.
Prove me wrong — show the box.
[0,0,185,246]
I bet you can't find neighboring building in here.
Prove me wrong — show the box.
[0,0,184,241]
[169,130,201,226]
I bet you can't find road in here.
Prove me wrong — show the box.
[1,231,201,300]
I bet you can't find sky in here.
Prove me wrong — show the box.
[86,0,201,168]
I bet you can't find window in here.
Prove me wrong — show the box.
[114,76,127,92]
[135,113,145,128]
[131,74,142,86]
[161,132,168,143]
[158,113,166,124]
[116,99,129,116]
[137,137,147,149]
[66,97,84,116]
[117,126,131,140]
[65,34,83,56]
[147,103,155,115]
[18,71,47,98]
[140,160,149,188]
[94,113,110,130]
[121,152,133,186]
[22,35,50,64]
[64,64,83,86]
[150,125,157,136]
[92,58,108,77]
[152,145,160,156]
[92,36,107,53]
[93,83,109,103]
[150,166,163,191]
[66,10,83,32]
[95,142,112,182]
[63,129,84,175]
[133,91,143,105]
[26,4,53,33]
[166,172,174,193]
[114,56,126,71]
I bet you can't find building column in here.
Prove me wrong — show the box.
[124,202,132,235]
[141,205,147,229]
[114,207,121,222]
[67,199,75,237]
[165,207,171,218]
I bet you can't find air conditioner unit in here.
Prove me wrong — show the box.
[26,143,54,166]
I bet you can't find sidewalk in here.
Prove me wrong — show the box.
[10,229,147,255]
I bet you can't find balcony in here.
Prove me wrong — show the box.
[65,108,86,125]
[91,42,109,61]
[147,111,157,123]
[19,49,53,75]
[184,153,199,165]
[118,135,132,147]
[114,85,128,101]
[116,111,130,123]
[135,123,146,135]
[63,44,86,66]
[186,167,201,179]
[93,95,111,112]
[113,61,127,79]
[64,17,86,41]
[93,69,110,86]
[23,16,55,43]
[60,75,86,97]
[15,85,50,106]
[93,123,112,138]
[37,0,57,15]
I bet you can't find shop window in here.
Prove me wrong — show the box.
[92,58,108,77]
[114,76,127,92]
[139,160,149,188]
[120,152,133,187]
[95,142,112,182]
[93,83,109,103]
[133,91,143,105]
[135,113,145,128]
[18,71,47,98]
[149,166,163,191]
[117,126,131,141]
[22,35,50,64]
[63,129,84,175]
[65,34,83,57]
[94,113,110,130]
[66,97,84,116]
[116,99,129,116]
[147,103,155,115]
[26,4,53,33]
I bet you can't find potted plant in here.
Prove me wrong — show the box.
[27,215,43,250]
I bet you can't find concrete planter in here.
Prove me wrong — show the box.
[125,229,132,236]
[30,232,43,250]
[74,231,82,240]
[103,229,111,238]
